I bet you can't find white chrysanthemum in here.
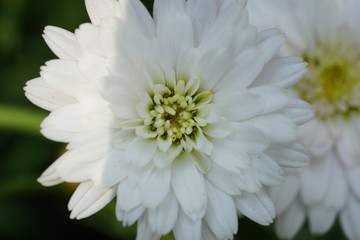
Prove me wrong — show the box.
[248,0,360,239]
[25,0,313,239]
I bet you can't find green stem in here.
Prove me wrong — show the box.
[0,104,46,135]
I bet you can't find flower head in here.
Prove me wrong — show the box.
[25,0,312,239]
[248,0,360,239]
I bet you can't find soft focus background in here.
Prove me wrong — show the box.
[0,0,346,239]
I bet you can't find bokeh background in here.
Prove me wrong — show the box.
[0,0,347,239]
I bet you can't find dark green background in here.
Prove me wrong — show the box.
[0,0,346,239]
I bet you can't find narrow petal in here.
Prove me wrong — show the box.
[85,0,116,25]
[155,0,193,66]
[100,149,129,187]
[116,205,145,226]
[147,191,179,235]
[37,161,63,186]
[308,205,336,234]
[257,29,285,62]
[205,182,238,239]
[136,216,161,240]
[235,123,269,154]
[253,57,307,88]
[235,190,275,226]
[140,166,171,208]
[217,48,265,89]
[68,181,115,219]
[215,89,265,121]
[116,180,142,211]
[252,154,284,186]
[171,153,207,221]
[211,139,250,174]
[123,137,157,167]
[276,98,314,125]
[173,210,201,240]
[265,142,310,168]
[246,114,297,143]
[24,78,76,111]
[43,26,80,59]
[268,172,300,215]
[300,154,332,205]
[275,198,306,239]
[185,0,217,44]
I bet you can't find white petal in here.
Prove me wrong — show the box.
[252,154,284,186]
[337,121,360,167]
[85,0,116,25]
[299,120,333,158]
[341,196,360,240]
[205,182,238,239]
[85,0,117,24]
[185,0,217,44]
[215,89,264,121]
[232,25,257,56]
[43,26,80,59]
[235,190,275,226]
[100,149,128,187]
[323,157,347,210]
[171,153,207,221]
[40,60,89,100]
[115,0,155,38]
[199,1,245,52]
[206,162,243,195]
[300,154,332,205]
[201,222,218,240]
[24,78,76,111]
[193,49,230,90]
[116,205,145,226]
[348,166,360,199]
[156,136,172,152]
[147,191,179,235]
[217,48,265,89]
[188,151,212,175]
[211,139,250,174]
[203,120,233,139]
[277,98,314,125]
[68,181,115,219]
[153,145,182,168]
[173,210,201,240]
[235,123,269,154]
[253,57,307,88]
[308,205,336,234]
[140,166,171,208]
[250,85,289,114]
[155,0,193,66]
[275,198,305,239]
[257,29,285,62]
[116,180,142,211]
[124,137,157,167]
[246,114,297,143]
[37,161,63,186]
[136,216,161,240]
[268,172,300,215]
[265,142,310,168]
[193,128,213,155]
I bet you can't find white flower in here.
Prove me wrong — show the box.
[25,0,313,239]
[248,0,360,239]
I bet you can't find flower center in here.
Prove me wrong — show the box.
[294,45,360,118]
[144,80,211,142]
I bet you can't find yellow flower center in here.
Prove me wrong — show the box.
[295,45,360,118]
[144,80,212,142]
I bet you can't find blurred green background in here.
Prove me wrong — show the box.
[0,0,347,239]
